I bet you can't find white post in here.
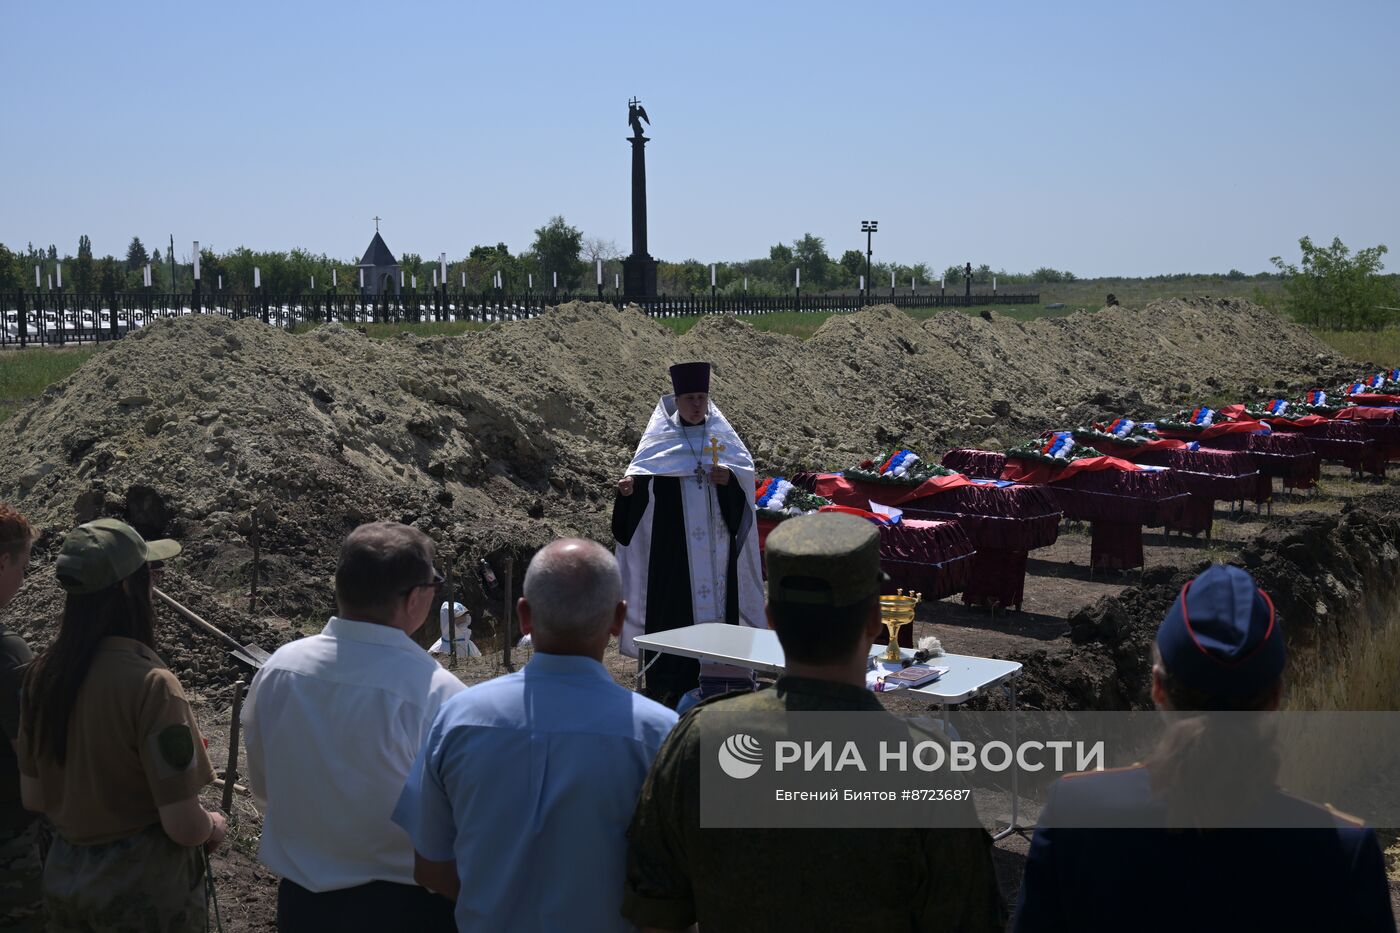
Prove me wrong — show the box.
[359,268,365,289]
[311,275,315,290]
[859,274,865,291]
[993,275,997,292]
[193,242,200,280]
[439,253,447,283]
[596,259,603,285]
[891,271,896,289]
[56,263,62,289]
[35,265,40,288]
[412,274,417,289]
[744,276,748,291]
[400,270,405,288]
[614,273,620,290]
[47,275,52,290]
[432,269,437,288]
[528,273,533,289]
[144,264,151,287]
[553,271,558,288]
[795,268,800,288]
[710,264,716,287]
[912,276,917,290]
[460,272,466,288]
[332,268,337,287]
[218,274,223,290]
[254,267,261,289]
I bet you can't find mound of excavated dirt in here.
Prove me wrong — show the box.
[0,299,1356,666]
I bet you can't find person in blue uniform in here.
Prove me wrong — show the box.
[1015,564,1395,933]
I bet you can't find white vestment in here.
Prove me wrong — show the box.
[616,395,765,659]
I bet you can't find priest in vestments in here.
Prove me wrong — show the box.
[613,362,765,707]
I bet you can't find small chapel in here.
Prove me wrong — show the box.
[357,225,401,296]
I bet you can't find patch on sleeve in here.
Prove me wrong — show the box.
[153,724,196,774]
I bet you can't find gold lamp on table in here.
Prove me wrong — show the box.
[879,588,921,662]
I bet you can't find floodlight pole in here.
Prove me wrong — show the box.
[861,220,878,301]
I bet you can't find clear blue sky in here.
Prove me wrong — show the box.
[2,0,1397,277]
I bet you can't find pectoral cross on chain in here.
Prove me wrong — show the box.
[692,462,706,488]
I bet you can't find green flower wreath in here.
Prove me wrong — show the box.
[844,449,960,486]
[1006,435,1103,464]
[757,487,832,522]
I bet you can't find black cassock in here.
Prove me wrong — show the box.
[612,470,748,705]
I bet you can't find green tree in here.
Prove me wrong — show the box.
[1271,236,1398,330]
[531,216,583,289]
[125,236,149,272]
[791,234,830,288]
[75,235,95,292]
[839,249,865,283]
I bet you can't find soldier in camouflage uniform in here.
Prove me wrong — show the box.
[1,503,42,932]
[17,519,226,933]
[622,512,1006,931]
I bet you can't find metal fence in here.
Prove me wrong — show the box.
[0,287,1039,347]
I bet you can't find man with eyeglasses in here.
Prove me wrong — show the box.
[243,521,465,932]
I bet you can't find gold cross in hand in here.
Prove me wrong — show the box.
[703,436,726,466]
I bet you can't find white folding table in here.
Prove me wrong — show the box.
[632,623,1027,838]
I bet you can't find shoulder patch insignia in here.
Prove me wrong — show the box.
[157,724,195,772]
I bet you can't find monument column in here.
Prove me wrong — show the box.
[623,98,658,298]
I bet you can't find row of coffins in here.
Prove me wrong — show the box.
[752,382,1400,613]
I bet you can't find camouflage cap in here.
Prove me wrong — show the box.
[765,512,887,607]
[55,518,181,595]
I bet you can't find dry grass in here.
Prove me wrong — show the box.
[1312,329,1400,368]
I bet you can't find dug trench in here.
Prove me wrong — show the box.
[2,300,1398,928]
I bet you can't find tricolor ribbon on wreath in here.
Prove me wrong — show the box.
[1306,389,1327,406]
[877,449,921,478]
[1106,418,1136,438]
[1040,432,1076,459]
[1189,407,1215,427]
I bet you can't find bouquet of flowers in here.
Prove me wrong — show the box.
[1072,417,1162,448]
[1245,399,1309,421]
[755,477,832,521]
[1156,407,1217,432]
[1300,389,1344,414]
[844,448,960,486]
[1007,431,1102,464]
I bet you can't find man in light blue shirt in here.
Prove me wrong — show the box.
[394,538,678,932]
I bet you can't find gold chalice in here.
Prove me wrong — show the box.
[879,588,921,662]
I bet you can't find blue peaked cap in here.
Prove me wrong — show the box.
[1156,565,1284,699]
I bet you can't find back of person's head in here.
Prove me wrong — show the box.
[0,503,35,608]
[1154,563,1284,711]
[0,503,33,561]
[522,539,620,650]
[335,522,436,622]
[765,513,885,665]
[25,518,180,766]
[1147,564,1285,813]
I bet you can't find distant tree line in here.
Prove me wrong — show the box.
[25,224,1397,327]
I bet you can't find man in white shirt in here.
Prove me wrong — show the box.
[243,521,465,932]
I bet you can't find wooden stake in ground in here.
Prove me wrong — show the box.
[222,680,246,818]
[503,558,515,674]
[444,556,456,668]
[249,510,260,616]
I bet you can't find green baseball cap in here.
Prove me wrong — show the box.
[765,512,887,607]
[55,518,182,596]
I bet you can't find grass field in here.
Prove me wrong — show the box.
[1312,330,1400,368]
[0,347,97,421]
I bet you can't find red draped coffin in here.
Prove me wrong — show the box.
[756,510,975,646]
[940,449,1188,571]
[794,471,1060,611]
